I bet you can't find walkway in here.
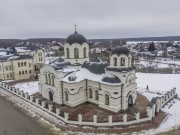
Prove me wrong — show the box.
[0,96,54,135]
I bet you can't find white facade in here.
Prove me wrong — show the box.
[64,43,89,65]
[39,32,137,113]
[0,56,34,80]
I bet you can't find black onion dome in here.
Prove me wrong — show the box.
[65,31,87,45]
[102,75,121,84]
[112,46,130,56]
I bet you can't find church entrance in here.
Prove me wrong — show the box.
[128,95,133,106]
[49,91,53,101]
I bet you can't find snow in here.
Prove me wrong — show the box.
[136,73,180,134]
[15,47,31,53]
[137,73,180,97]
[45,57,59,64]
[63,68,121,85]
[14,81,38,95]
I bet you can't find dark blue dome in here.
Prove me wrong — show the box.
[65,31,87,45]
[112,46,130,56]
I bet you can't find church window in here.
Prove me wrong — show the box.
[66,48,70,59]
[95,90,99,100]
[24,62,26,66]
[128,57,130,66]
[51,75,54,86]
[22,71,24,75]
[18,62,20,67]
[113,57,117,66]
[105,94,110,105]
[21,62,23,67]
[83,47,87,58]
[65,91,68,101]
[74,48,79,59]
[89,88,93,98]
[45,74,48,84]
[9,66,11,70]
[120,57,125,66]
[19,71,21,75]
[48,74,51,85]
[49,91,53,101]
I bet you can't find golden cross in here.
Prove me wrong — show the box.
[74,23,77,31]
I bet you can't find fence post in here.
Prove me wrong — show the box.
[123,114,127,125]
[41,101,46,108]
[78,114,82,125]
[48,104,53,112]
[135,112,140,123]
[93,115,97,126]
[64,112,69,122]
[56,108,60,117]
[108,115,112,126]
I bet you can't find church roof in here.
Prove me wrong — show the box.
[106,66,135,72]
[50,57,71,70]
[82,60,108,74]
[62,68,122,85]
[102,75,121,83]
[112,46,130,56]
[65,31,87,45]
[0,54,32,62]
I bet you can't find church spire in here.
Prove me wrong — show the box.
[74,23,77,32]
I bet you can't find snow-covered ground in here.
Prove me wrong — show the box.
[137,73,180,98]
[14,81,38,95]
[136,73,180,134]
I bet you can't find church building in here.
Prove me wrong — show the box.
[38,29,137,113]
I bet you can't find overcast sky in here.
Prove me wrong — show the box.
[0,0,180,39]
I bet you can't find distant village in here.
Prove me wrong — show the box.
[1,38,179,82]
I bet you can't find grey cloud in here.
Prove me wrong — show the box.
[0,0,180,39]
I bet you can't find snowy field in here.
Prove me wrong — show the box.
[136,73,180,134]
[14,81,38,95]
[136,73,180,98]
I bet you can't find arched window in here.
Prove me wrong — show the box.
[66,48,70,59]
[128,57,130,66]
[48,74,51,85]
[45,74,48,84]
[51,75,54,86]
[24,62,26,66]
[95,90,99,100]
[113,57,117,66]
[21,62,23,67]
[120,57,125,66]
[18,62,20,67]
[105,94,109,105]
[83,47,87,58]
[74,48,79,59]
[65,91,68,101]
[49,91,53,101]
[89,88,93,98]
[128,95,133,106]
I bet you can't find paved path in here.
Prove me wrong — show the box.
[0,96,53,135]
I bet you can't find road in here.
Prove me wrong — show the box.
[0,96,53,135]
